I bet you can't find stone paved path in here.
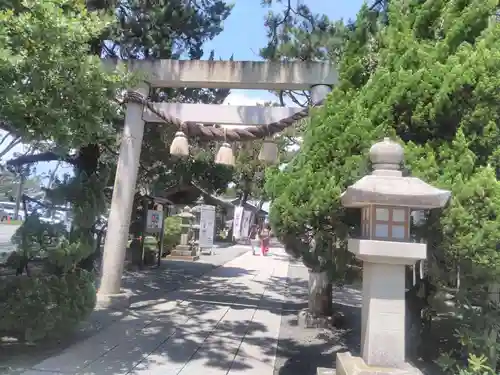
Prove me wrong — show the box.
[20,246,289,375]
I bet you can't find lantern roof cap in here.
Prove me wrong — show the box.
[176,206,194,218]
[341,138,451,209]
[369,137,404,172]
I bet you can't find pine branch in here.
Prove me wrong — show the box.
[6,151,76,167]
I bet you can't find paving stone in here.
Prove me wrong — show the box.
[177,335,242,375]
[79,319,181,375]
[32,315,152,373]
[129,332,208,375]
[210,307,257,339]
[15,371,65,375]
[22,246,291,375]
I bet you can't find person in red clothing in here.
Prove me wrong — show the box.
[259,224,271,256]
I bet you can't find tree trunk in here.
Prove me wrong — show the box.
[239,189,250,206]
[308,270,332,316]
[405,284,423,358]
[14,172,24,220]
[486,283,499,370]
[75,144,100,272]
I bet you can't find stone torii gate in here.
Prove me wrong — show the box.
[97,60,338,307]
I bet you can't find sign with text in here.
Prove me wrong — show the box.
[146,210,163,233]
[199,205,215,249]
[240,209,252,239]
[232,206,244,240]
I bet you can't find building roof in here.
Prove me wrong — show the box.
[158,182,234,209]
[228,198,269,214]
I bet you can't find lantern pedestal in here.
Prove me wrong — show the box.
[169,233,199,260]
[335,352,423,375]
[331,239,426,375]
[167,206,199,261]
[168,244,199,261]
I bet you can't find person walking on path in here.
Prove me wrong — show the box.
[259,224,271,256]
[249,224,259,255]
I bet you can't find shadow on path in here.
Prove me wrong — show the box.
[273,263,362,375]
[0,246,250,375]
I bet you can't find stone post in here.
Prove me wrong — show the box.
[361,261,406,367]
[97,86,148,308]
[331,138,451,375]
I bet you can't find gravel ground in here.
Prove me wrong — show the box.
[273,258,362,375]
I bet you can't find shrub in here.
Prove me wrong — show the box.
[162,216,182,255]
[143,236,159,265]
[129,236,158,266]
[0,269,96,342]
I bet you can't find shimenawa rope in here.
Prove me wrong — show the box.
[124,90,324,142]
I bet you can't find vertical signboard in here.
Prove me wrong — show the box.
[199,205,216,249]
[146,210,163,233]
[240,209,252,239]
[232,206,244,240]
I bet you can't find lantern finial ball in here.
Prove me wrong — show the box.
[369,137,404,171]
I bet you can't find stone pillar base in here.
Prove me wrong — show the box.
[332,352,423,375]
[96,290,131,310]
[167,254,200,261]
[168,244,199,261]
[317,368,336,375]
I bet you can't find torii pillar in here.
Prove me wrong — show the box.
[97,60,338,308]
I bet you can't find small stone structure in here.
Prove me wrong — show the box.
[168,206,199,261]
[325,138,451,375]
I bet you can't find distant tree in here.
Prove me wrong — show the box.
[0,171,42,200]
[268,0,500,372]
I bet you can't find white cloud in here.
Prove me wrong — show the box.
[223,91,271,106]
[223,89,297,107]
[221,90,298,129]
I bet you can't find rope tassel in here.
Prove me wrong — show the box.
[215,142,235,167]
[258,139,279,164]
[170,131,189,157]
[215,128,234,166]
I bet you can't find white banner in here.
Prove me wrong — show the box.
[146,210,163,233]
[232,206,244,240]
[240,209,252,239]
[199,205,215,248]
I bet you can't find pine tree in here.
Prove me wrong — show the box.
[265,5,386,317]
[268,1,500,369]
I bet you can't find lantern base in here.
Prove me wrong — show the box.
[167,254,200,261]
[168,244,199,261]
[321,352,423,375]
[348,239,426,265]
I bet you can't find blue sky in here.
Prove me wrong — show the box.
[212,0,365,106]
[0,0,365,181]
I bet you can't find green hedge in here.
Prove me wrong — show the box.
[162,216,182,255]
[0,270,96,342]
[129,236,159,265]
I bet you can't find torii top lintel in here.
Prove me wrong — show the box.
[114,59,338,90]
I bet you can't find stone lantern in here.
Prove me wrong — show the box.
[168,206,199,261]
[336,138,451,375]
